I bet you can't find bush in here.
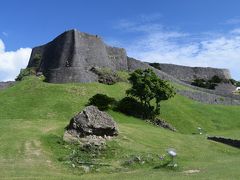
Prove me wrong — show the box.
[229,79,240,86]
[32,53,41,67]
[209,75,222,84]
[88,94,116,111]
[191,78,206,88]
[149,62,161,70]
[90,67,121,85]
[116,97,154,119]
[15,67,37,81]
[191,78,217,90]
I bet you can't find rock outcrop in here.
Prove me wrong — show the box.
[65,106,118,138]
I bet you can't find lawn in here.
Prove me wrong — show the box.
[0,76,239,179]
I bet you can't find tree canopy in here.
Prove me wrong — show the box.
[127,68,175,118]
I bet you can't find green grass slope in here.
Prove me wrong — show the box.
[0,77,239,180]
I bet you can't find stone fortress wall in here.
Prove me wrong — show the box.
[26,29,240,105]
[155,63,231,82]
[127,57,240,104]
[28,29,127,83]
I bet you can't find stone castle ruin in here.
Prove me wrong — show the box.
[155,63,231,83]
[28,29,128,83]
[26,29,240,105]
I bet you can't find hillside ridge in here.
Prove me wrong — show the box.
[22,29,240,105]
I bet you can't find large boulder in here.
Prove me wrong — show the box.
[65,106,118,138]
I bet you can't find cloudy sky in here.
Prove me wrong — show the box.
[0,0,240,81]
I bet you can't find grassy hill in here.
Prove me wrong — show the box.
[0,76,239,179]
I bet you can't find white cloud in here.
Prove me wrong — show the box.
[0,39,31,81]
[114,17,240,80]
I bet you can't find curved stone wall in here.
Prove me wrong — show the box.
[28,29,128,83]
[155,63,231,82]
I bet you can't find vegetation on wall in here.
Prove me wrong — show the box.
[149,62,161,70]
[191,75,224,89]
[90,67,128,85]
[32,53,42,67]
[229,78,240,87]
[15,53,42,81]
[15,67,37,81]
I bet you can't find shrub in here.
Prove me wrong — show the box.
[88,94,116,111]
[229,78,240,86]
[116,97,155,119]
[32,53,41,67]
[191,77,218,90]
[209,75,222,84]
[191,78,207,88]
[15,67,37,81]
[149,63,161,70]
[90,67,121,85]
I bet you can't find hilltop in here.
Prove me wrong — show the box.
[0,76,239,179]
[18,29,239,105]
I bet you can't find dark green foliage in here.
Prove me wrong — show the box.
[229,79,240,86]
[125,69,175,118]
[209,75,223,84]
[149,62,161,70]
[90,67,124,85]
[191,75,224,90]
[32,53,41,67]
[191,78,206,88]
[191,78,217,89]
[88,93,116,110]
[116,97,154,119]
[15,67,37,81]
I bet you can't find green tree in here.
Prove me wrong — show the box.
[126,69,175,117]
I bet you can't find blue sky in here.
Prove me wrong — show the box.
[0,0,240,81]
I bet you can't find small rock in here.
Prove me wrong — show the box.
[183,169,200,174]
[63,131,79,143]
[81,165,90,173]
[148,118,176,132]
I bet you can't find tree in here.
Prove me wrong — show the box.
[126,69,175,118]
